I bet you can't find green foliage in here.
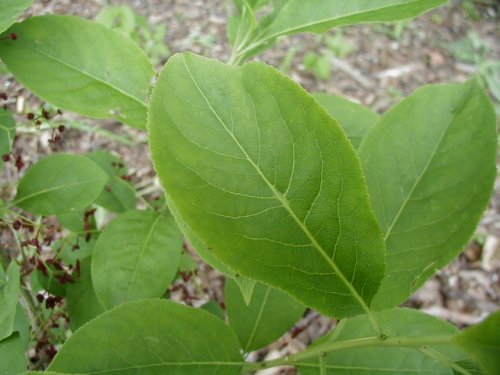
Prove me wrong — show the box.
[0,0,499,374]
[226,279,304,352]
[313,93,380,149]
[47,300,244,374]
[148,52,386,318]
[298,309,466,374]
[0,15,155,129]
[454,312,500,375]
[87,150,136,213]
[91,210,183,308]
[0,262,20,340]
[0,0,33,34]
[359,80,497,309]
[13,154,109,216]
[65,258,105,331]
[0,108,15,169]
[95,5,171,65]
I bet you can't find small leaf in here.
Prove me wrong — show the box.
[359,80,497,309]
[66,258,105,331]
[14,154,109,216]
[48,299,244,374]
[0,262,20,341]
[0,0,33,34]
[0,15,154,129]
[0,333,26,375]
[313,93,380,149]
[87,150,136,213]
[0,108,15,170]
[454,312,500,375]
[57,233,96,267]
[92,210,183,308]
[298,308,466,375]
[148,52,385,318]
[226,279,304,352]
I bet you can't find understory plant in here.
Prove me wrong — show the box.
[0,0,499,374]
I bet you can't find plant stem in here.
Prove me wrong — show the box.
[242,334,454,372]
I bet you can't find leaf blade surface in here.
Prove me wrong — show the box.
[359,80,497,309]
[148,52,385,318]
[0,15,154,128]
[14,154,109,216]
[48,299,243,374]
[92,210,183,308]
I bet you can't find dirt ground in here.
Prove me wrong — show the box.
[1,0,499,373]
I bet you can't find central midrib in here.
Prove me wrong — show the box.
[13,176,108,205]
[20,44,148,109]
[125,214,163,299]
[382,85,472,243]
[180,55,371,315]
[244,285,271,352]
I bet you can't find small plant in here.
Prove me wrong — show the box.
[444,31,500,115]
[0,1,499,374]
[303,31,356,80]
[95,4,171,65]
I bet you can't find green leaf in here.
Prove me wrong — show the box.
[0,0,33,34]
[313,93,380,149]
[0,15,154,129]
[66,257,105,331]
[454,312,500,375]
[95,5,137,36]
[0,333,26,375]
[57,233,96,267]
[57,208,97,234]
[92,210,183,308]
[14,154,109,216]
[226,279,304,352]
[0,108,15,170]
[148,52,385,318]
[298,308,466,375]
[0,262,20,341]
[87,150,136,213]
[48,299,244,374]
[264,0,447,39]
[358,80,497,310]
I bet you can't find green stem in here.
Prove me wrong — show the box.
[242,334,454,372]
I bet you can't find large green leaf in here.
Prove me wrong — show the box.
[66,258,105,331]
[358,80,497,310]
[14,154,109,216]
[48,299,244,374]
[0,0,33,34]
[0,108,15,170]
[0,262,20,341]
[148,52,385,318]
[264,0,447,38]
[0,333,25,375]
[0,15,154,129]
[298,308,466,375]
[226,279,304,352]
[87,150,136,213]
[92,210,183,308]
[313,93,380,149]
[454,312,500,375]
